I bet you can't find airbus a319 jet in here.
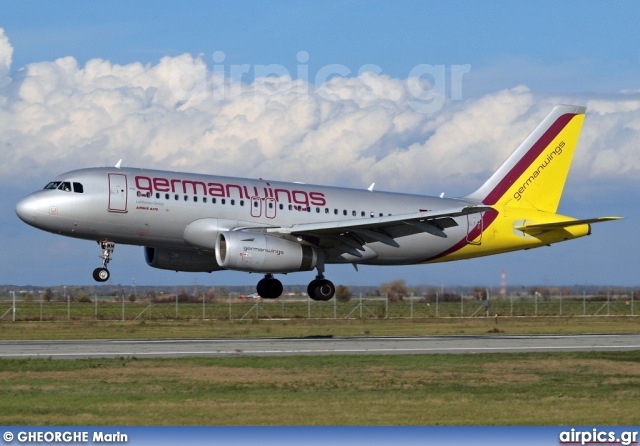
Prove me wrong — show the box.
[16,105,621,300]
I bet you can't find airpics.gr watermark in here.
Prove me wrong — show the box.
[166,50,471,114]
[559,428,638,446]
[3,430,128,443]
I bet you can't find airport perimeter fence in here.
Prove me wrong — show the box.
[0,292,636,322]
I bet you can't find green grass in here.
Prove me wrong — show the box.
[1,351,639,425]
[0,316,638,340]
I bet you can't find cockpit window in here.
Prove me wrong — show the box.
[58,182,72,192]
[44,181,61,190]
[73,182,84,193]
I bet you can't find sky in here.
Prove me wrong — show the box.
[1,1,639,289]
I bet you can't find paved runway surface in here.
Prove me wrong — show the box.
[1,334,639,359]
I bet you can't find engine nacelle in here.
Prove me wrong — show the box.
[215,231,318,273]
[144,247,224,272]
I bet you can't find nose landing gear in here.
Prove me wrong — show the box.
[92,239,115,282]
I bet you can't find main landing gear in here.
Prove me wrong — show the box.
[92,239,114,283]
[256,274,284,300]
[307,275,335,301]
[255,268,336,301]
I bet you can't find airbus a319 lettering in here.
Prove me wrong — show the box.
[15,105,621,300]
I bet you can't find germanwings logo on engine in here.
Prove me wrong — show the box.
[134,175,327,207]
[243,246,285,256]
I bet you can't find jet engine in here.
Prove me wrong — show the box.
[144,247,224,272]
[215,231,318,273]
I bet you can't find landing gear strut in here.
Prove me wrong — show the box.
[256,274,283,299]
[93,239,115,282]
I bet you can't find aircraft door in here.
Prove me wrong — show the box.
[250,196,262,218]
[108,173,128,213]
[466,212,483,245]
[265,198,277,219]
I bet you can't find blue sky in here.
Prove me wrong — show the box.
[1,1,639,289]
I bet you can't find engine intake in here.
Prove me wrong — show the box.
[215,231,317,273]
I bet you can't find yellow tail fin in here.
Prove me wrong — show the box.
[466,105,586,213]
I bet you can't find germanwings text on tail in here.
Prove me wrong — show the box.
[16,105,622,300]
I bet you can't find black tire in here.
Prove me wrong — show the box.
[93,268,110,282]
[308,279,335,301]
[315,279,335,301]
[257,277,283,299]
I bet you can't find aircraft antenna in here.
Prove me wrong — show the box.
[115,159,122,169]
[367,183,375,192]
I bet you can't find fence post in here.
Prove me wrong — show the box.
[385,293,389,319]
[333,294,336,319]
[67,289,70,321]
[410,295,414,319]
[632,291,635,316]
[510,293,513,317]
[40,300,43,322]
[175,294,178,319]
[308,294,311,319]
[535,293,538,316]
[12,291,16,322]
[360,293,363,319]
[436,292,439,318]
[607,292,610,316]
[559,293,562,317]
[460,293,463,317]
[202,294,205,320]
[95,294,98,321]
[122,292,125,321]
[228,294,232,320]
[583,292,586,316]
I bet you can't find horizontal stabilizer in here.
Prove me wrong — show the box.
[515,216,623,232]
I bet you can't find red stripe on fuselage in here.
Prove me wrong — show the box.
[423,209,499,262]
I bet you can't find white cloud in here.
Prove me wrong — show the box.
[0,28,12,89]
[0,28,639,196]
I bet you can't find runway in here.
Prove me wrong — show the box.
[1,334,639,359]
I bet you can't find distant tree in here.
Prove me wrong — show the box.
[380,279,409,303]
[177,289,191,303]
[335,285,352,303]
[215,287,230,299]
[128,294,136,303]
[43,288,53,302]
[76,289,91,303]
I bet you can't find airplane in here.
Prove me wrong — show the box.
[15,105,622,300]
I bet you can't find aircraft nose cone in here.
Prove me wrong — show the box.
[15,196,39,224]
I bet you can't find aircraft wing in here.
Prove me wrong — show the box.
[264,205,492,256]
[514,216,623,233]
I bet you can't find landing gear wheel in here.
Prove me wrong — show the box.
[93,267,110,282]
[307,279,335,301]
[256,276,283,299]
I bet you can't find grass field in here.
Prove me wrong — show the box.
[1,316,638,425]
[1,316,639,340]
[1,351,639,425]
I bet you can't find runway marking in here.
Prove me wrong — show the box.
[1,345,639,358]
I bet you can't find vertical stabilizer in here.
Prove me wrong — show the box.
[465,105,586,213]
